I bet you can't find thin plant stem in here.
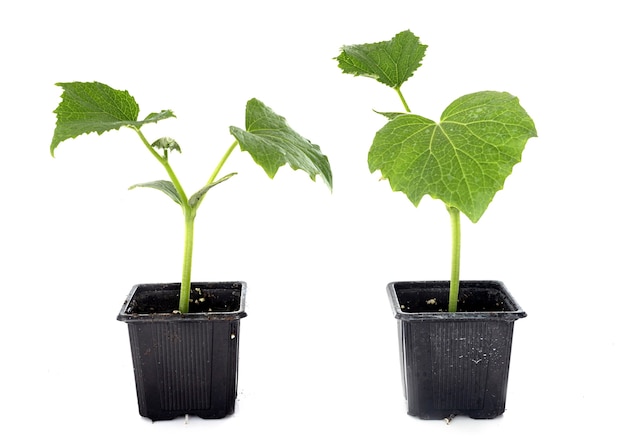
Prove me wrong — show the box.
[192,139,239,210]
[178,140,239,312]
[395,87,411,113]
[447,205,461,312]
[132,127,189,205]
[133,126,197,313]
[133,127,239,313]
[207,140,239,185]
[394,88,462,312]
[179,210,196,313]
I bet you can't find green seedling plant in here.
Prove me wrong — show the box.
[336,30,536,312]
[50,82,332,313]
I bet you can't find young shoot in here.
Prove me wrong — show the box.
[336,30,537,312]
[51,82,333,313]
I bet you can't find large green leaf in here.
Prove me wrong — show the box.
[335,30,427,88]
[50,82,174,155]
[369,91,537,222]
[229,99,333,190]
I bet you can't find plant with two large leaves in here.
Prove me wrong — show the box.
[50,82,332,313]
[336,30,537,311]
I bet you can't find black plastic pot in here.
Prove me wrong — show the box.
[117,281,247,421]
[388,281,525,419]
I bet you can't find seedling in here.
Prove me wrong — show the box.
[336,30,536,311]
[50,82,332,313]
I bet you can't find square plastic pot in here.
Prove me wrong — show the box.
[388,280,525,419]
[117,281,247,421]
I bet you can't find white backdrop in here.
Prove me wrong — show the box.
[1,0,623,440]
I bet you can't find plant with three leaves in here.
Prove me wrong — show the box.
[51,82,332,313]
[336,30,537,311]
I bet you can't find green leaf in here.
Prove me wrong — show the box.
[189,173,237,209]
[50,82,175,156]
[229,99,333,190]
[128,180,183,206]
[336,30,427,89]
[368,91,537,222]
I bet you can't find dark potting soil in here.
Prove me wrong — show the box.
[124,282,243,315]
[393,281,517,314]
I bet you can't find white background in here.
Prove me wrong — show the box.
[1,0,623,440]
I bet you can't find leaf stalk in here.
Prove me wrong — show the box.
[208,140,239,186]
[395,87,411,113]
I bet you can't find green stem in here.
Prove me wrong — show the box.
[191,139,240,211]
[179,210,196,313]
[132,126,196,313]
[131,129,239,314]
[132,127,189,203]
[395,87,411,113]
[394,87,460,311]
[447,205,461,312]
[177,139,240,314]
[207,140,239,186]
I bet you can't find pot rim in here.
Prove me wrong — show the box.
[117,281,247,323]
